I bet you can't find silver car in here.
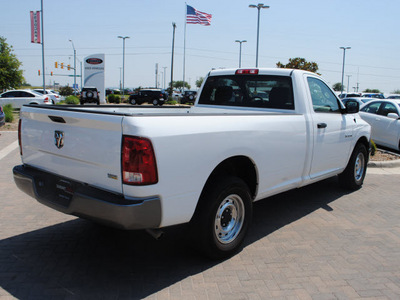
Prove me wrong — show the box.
[0,90,52,108]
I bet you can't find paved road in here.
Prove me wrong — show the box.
[1,131,400,299]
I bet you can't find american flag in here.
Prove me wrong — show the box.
[186,5,212,26]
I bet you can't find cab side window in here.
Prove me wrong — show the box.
[307,77,341,113]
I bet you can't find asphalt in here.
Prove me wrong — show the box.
[1,131,400,299]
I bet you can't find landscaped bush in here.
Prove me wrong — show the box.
[65,95,80,105]
[108,94,121,104]
[3,104,14,122]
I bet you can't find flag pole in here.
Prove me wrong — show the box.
[183,3,187,94]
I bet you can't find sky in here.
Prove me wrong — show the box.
[2,0,400,94]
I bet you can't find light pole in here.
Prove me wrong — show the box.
[235,40,247,68]
[340,46,351,96]
[118,36,130,99]
[346,75,352,93]
[69,39,76,93]
[249,3,269,67]
[170,23,177,97]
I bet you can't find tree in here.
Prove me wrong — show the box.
[392,89,400,94]
[363,88,381,93]
[171,81,191,90]
[59,85,73,96]
[196,77,204,88]
[0,36,24,91]
[276,57,320,74]
[332,82,344,92]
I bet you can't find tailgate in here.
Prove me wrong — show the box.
[20,106,124,194]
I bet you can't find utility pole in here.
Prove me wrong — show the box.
[170,23,177,97]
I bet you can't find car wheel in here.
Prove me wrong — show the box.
[130,99,136,105]
[87,91,93,98]
[190,176,252,259]
[338,143,368,190]
[152,99,159,106]
[189,95,194,100]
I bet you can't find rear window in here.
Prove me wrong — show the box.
[198,75,294,110]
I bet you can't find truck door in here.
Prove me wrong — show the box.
[306,76,354,179]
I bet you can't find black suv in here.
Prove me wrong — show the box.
[80,87,100,105]
[180,90,197,104]
[129,89,168,106]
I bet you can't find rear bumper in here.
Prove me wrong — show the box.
[13,165,161,230]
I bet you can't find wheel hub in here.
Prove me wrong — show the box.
[214,194,245,244]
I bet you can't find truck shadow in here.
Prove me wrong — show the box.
[0,177,351,299]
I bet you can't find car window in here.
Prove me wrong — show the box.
[20,91,35,97]
[2,91,18,98]
[198,75,294,109]
[307,77,340,113]
[361,102,381,114]
[379,102,398,116]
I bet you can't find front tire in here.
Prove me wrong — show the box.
[339,143,368,190]
[190,176,252,259]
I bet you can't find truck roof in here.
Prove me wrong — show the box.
[208,68,314,77]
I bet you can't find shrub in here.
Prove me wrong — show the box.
[65,95,80,105]
[59,86,74,96]
[108,94,121,104]
[370,140,377,156]
[165,100,178,105]
[3,104,14,122]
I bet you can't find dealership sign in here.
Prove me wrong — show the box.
[84,54,105,104]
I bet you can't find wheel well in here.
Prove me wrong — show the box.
[357,136,370,159]
[203,156,257,199]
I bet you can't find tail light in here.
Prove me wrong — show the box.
[236,69,259,75]
[44,96,49,103]
[122,136,158,185]
[18,119,22,155]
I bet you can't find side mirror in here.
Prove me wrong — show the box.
[387,113,400,120]
[344,100,359,114]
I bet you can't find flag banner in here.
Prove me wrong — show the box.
[186,5,212,26]
[30,11,41,44]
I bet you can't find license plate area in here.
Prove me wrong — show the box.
[55,179,74,207]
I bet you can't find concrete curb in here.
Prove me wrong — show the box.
[368,159,400,168]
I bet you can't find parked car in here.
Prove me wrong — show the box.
[386,95,400,99]
[180,90,197,104]
[129,89,168,106]
[359,99,400,151]
[80,87,100,105]
[361,93,385,99]
[341,97,372,107]
[338,93,361,99]
[33,89,61,104]
[0,106,5,127]
[0,90,52,108]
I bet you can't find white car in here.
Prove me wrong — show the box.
[33,89,62,104]
[360,99,400,151]
[0,90,52,108]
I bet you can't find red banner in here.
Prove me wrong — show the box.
[30,11,41,44]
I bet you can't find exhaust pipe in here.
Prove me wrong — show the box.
[146,228,164,240]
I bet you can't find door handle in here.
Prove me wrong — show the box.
[317,123,327,129]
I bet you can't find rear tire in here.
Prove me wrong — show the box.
[152,99,159,106]
[190,176,252,259]
[130,99,136,105]
[339,143,368,190]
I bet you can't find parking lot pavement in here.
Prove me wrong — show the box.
[1,132,400,299]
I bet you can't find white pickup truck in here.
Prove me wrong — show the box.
[13,68,371,258]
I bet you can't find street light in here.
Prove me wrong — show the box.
[118,36,130,99]
[235,40,247,68]
[340,46,351,96]
[249,3,269,67]
[69,39,76,93]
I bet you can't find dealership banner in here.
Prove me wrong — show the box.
[84,54,105,103]
[30,11,41,44]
